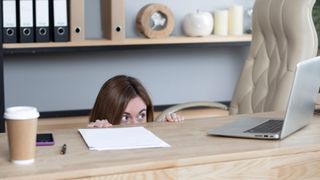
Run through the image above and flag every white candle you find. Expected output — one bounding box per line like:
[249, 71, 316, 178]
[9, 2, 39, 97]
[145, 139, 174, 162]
[214, 10, 228, 36]
[228, 5, 244, 35]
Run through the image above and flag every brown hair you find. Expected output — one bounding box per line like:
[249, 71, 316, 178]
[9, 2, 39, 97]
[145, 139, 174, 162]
[89, 75, 154, 125]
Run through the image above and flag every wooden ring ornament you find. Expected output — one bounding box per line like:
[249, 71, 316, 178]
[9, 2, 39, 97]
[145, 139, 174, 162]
[136, 4, 175, 39]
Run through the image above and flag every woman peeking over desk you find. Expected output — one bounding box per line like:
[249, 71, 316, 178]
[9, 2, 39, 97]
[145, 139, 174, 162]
[88, 75, 184, 128]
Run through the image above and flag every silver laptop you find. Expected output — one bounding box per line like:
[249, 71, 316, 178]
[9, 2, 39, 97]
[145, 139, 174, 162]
[208, 57, 320, 140]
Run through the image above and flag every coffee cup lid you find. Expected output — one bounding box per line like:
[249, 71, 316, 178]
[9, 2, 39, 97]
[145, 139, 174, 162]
[4, 106, 40, 120]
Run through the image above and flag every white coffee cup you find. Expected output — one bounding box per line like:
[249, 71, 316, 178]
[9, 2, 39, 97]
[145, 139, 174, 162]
[4, 106, 39, 165]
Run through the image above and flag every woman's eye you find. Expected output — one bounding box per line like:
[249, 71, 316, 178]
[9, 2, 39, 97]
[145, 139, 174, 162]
[137, 113, 146, 121]
[121, 115, 129, 122]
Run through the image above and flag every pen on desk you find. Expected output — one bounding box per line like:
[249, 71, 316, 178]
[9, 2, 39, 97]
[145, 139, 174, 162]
[60, 144, 67, 155]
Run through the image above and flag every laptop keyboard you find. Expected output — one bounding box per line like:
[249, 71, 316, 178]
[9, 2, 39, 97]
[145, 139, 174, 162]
[244, 120, 283, 133]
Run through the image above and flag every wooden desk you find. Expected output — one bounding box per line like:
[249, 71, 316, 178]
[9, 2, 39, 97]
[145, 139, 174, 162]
[1, 112, 320, 179]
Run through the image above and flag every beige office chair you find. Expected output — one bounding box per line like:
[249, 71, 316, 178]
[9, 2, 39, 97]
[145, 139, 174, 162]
[155, 0, 318, 122]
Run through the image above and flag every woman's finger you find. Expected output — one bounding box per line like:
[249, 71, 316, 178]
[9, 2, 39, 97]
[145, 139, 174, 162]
[172, 113, 184, 122]
[101, 120, 112, 128]
[177, 114, 184, 122]
[88, 119, 112, 128]
[165, 114, 174, 122]
[96, 121, 103, 128]
[176, 114, 181, 122]
[180, 115, 185, 121]
[88, 122, 95, 128]
[171, 113, 178, 121]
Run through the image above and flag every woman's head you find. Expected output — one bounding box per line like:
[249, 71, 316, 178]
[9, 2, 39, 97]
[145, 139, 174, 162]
[89, 75, 154, 125]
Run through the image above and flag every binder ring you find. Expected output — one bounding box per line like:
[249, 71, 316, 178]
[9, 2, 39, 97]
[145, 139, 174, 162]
[23, 28, 31, 36]
[136, 3, 175, 39]
[57, 27, 65, 35]
[115, 26, 122, 32]
[6, 28, 14, 36]
[75, 27, 81, 34]
[39, 28, 47, 36]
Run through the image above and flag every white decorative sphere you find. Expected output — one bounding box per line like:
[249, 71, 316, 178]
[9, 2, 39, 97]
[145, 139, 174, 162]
[183, 11, 214, 37]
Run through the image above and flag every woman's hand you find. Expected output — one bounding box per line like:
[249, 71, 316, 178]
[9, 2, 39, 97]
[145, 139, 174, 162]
[88, 119, 113, 128]
[165, 113, 184, 122]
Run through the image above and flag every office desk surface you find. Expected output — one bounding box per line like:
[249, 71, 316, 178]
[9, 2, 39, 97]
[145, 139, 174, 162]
[0, 112, 320, 179]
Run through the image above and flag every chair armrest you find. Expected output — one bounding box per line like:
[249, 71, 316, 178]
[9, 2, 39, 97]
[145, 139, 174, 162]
[154, 101, 228, 122]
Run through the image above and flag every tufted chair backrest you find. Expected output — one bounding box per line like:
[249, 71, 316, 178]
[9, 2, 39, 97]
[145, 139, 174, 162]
[229, 0, 318, 115]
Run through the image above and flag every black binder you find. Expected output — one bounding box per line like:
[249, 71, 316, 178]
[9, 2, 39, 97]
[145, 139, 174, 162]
[3, 0, 17, 43]
[34, 0, 50, 42]
[18, 0, 34, 43]
[0, 0, 6, 133]
[51, 0, 69, 42]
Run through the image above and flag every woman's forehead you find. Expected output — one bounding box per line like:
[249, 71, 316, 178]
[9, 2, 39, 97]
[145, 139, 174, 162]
[124, 97, 147, 114]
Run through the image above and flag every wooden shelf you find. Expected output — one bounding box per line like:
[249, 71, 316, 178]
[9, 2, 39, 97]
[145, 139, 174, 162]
[3, 35, 251, 54]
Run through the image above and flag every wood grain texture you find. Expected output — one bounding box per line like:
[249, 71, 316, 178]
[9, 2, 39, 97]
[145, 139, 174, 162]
[79, 151, 320, 180]
[0, 112, 319, 179]
[3, 34, 252, 49]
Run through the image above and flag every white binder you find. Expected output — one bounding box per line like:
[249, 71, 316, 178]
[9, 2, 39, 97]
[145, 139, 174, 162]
[3, 0, 17, 43]
[52, 0, 69, 42]
[19, 0, 34, 42]
[35, 0, 50, 42]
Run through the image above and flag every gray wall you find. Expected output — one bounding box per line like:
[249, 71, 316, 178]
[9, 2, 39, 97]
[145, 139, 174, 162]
[4, 0, 255, 112]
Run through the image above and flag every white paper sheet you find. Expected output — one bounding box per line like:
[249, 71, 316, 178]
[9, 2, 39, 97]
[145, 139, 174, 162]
[78, 127, 170, 151]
